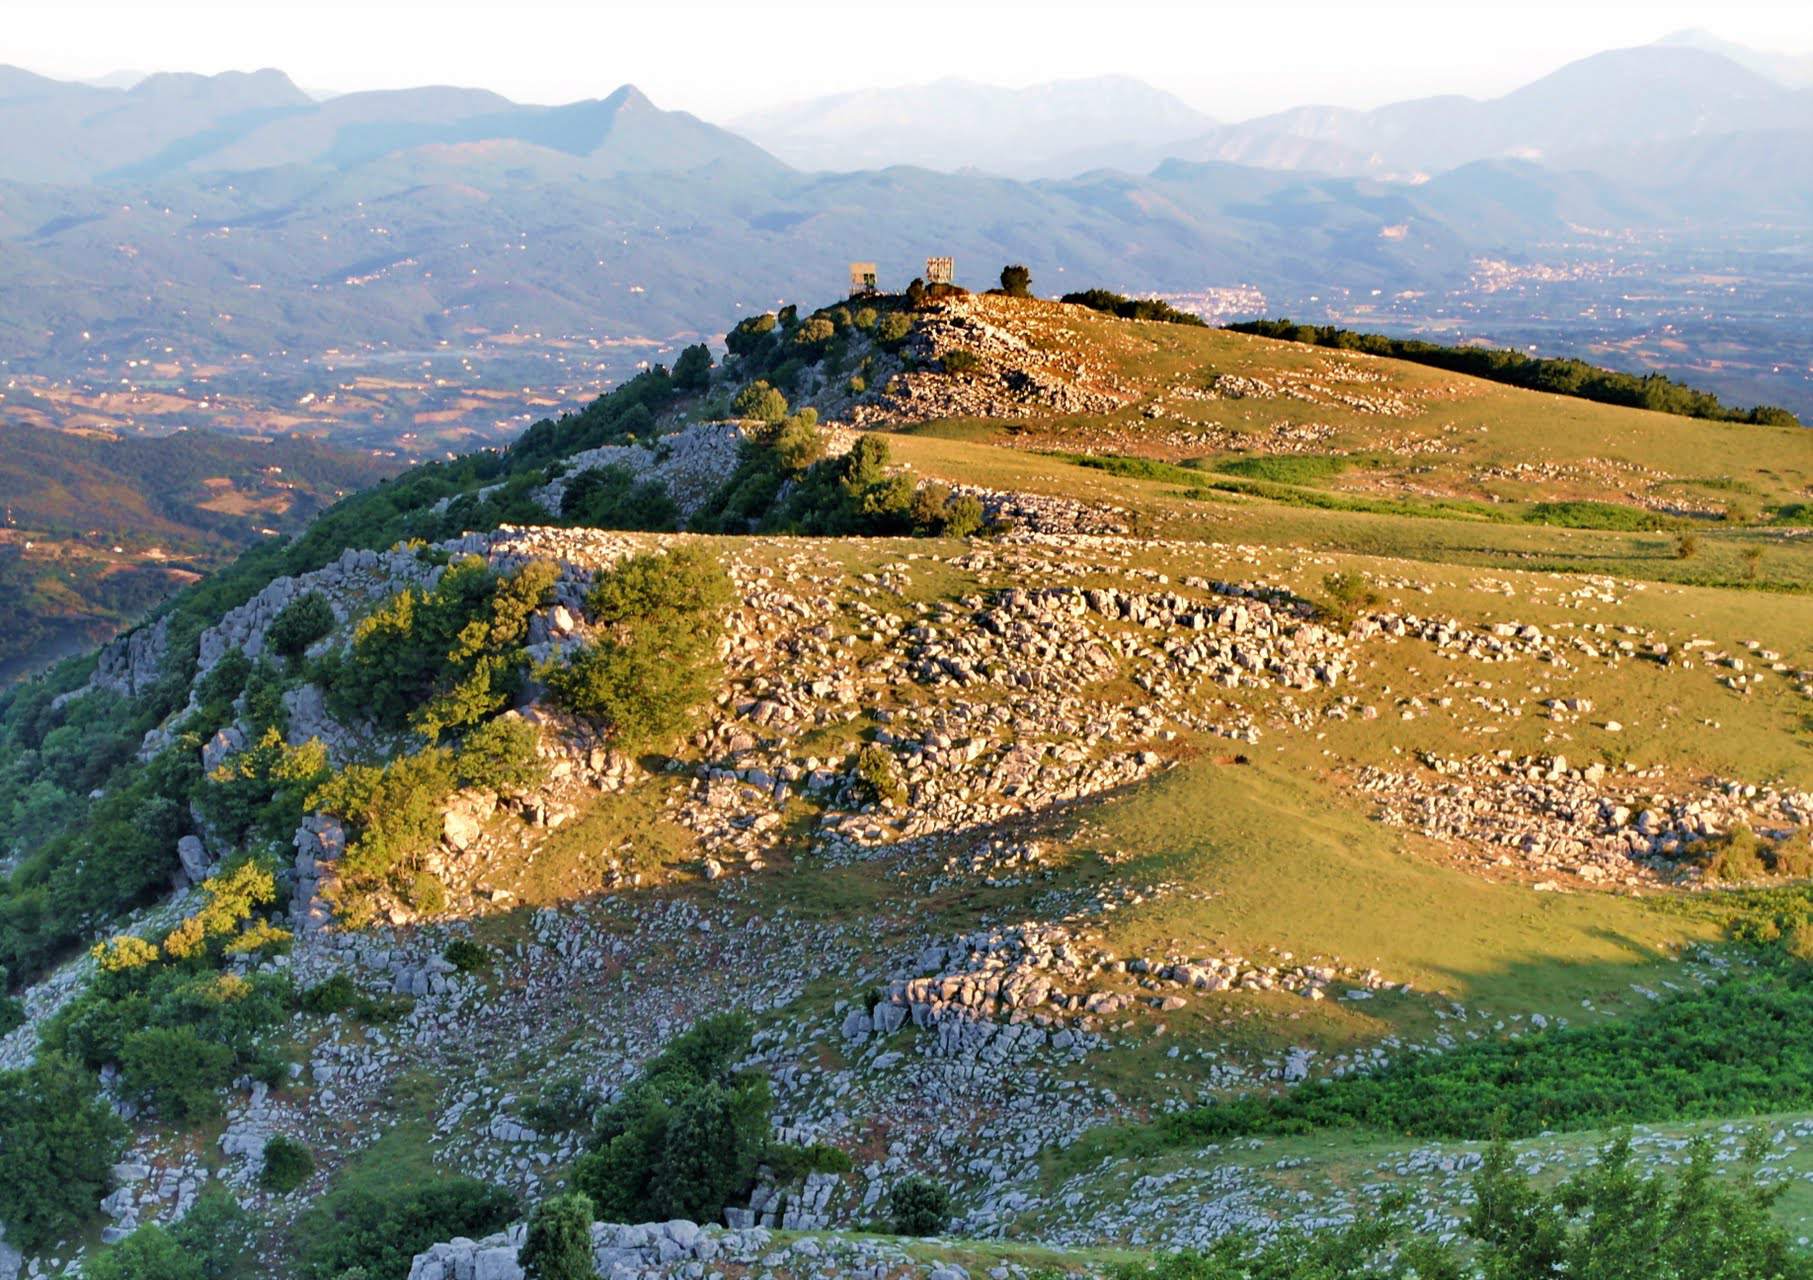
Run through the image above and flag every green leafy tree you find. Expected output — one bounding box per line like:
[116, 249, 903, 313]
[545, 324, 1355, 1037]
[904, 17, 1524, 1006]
[0, 1052, 128, 1253]
[671, 343, 713, 392]
[999, 264, 1032, 297]
[572, 1012, 770, 1223]
[887, 1176, 951, 1235]
[261, 1134, 316, 1192]
[120, 1024, 235, 1121]
[876, 312, 914, 347]
[725, 314, 777, 360]
[454, 715, 545, 793]
[86, 1224, 204, 1280]
[772, 414, 827, 473]
[324, 556, 558, 741]
[542, 548, 733, 751]
[521, 1193, 596, 1280]
[1468, 1132, 1813, 1280]
[559, 465, 679, 532]
[731, 380, 789, 424]
[266, 592, 336, 662]
[309, 748, 459, 922]
[298, 1179, 519, 1280]
[792, 316, 837, 362]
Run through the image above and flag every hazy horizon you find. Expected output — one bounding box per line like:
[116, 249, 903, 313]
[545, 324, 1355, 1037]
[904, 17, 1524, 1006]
[9, 0, 1813, 124]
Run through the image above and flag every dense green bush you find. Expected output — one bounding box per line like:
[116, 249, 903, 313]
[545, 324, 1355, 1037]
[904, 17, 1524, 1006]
[87, 1225, 206, 1280]
[877, 312, 915, 347]
[854, 743, 906, 807]
[559, 464, 679, 531]
[572, 1012, 771, 1223]
[309, 748, 457, 924]
[260, 1133, 316, 1192]
[772, 412, 827, 473]
[266, 592, 337, 661]
[671, 343, 713, 392]
[725, 313, 778, 360]
[453, 715, 546, 794]
[522, 1192, 596, 1280]
[0, 1052, 128, 1253]
[695, 432, 981, 541]
[198, 728, 331, 848]
[443, 937, 493, 973]
[940, 349, 981, 375]
[1171, 958, 1813, 1143]
[542, 548, 732, 751]
[731, 380, 789, 423]
[87, 1188, 252, 1280]
[41, 859, 292, 1124]
[999, 264, 1033, 297]
[887, 1175, 951, 1235]
[322, 556, 558, 741]
[1062, 288, 1206, 326]
[1226, 319, 1799, 426]
[299, 972, 359, 1015]
[299, 1178, 519, 1280]
[1524, 500, 1667, 532]
[1, 738, 201, 983]
[120, 1025, 236, 1122]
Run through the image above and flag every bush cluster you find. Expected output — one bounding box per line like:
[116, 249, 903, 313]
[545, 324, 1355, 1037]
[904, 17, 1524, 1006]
[0, 1052, 128, 1252]
[559, 463, 678, 531]
[541, 547, 733, 752]
[260, 1133, 315, 1192]
[698, 431, 983, 540]
[1227, 319, 1799, 426]
[887, 1175, 952, 1235]
[572, 1012, 770, 1223]
[1062, 288, 1206, 326]
[85, 1188, 252, 1280]
[1170, 956, 1813, 1143]
[43, 859, 292, 1125]
[321, 556, 558, 742]
[307, 718, 543, 925]
[1112, 1134, 1812, 1279]
[298, 1177, 519, 1280]
[266, 591, 336, 662]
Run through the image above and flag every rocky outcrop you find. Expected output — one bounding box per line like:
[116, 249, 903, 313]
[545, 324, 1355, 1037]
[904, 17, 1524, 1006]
[534, 421, 754, 520]
[1359, 753, 1813, 886]
[54, 615, 171, 709]
[408, 1221, 933, 1280]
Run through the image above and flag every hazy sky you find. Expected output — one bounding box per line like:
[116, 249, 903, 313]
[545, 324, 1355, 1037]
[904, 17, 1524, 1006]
[9, 0, 1813, 121]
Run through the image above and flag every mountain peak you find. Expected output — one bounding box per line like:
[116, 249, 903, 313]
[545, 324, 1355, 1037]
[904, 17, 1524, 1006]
[604, 83, 656, 112]
[127, 66, 310, 109]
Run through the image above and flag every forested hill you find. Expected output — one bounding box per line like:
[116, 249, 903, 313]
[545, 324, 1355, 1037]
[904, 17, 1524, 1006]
[0, 424, 398, 681]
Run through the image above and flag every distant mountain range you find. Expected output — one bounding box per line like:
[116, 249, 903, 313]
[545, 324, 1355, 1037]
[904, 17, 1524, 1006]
[731, 43, 1811, 182]
[732, 75, 1213, 178]
[0, 68, 777, 184]
[1171, 45, 1809, 182]
[1658, 28, 1813, 89]
[0, 39, 1809, 426]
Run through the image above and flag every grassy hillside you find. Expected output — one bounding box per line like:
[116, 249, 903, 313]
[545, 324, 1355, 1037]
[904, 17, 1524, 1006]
[0, 290, 1809, 1278]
